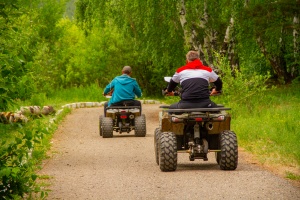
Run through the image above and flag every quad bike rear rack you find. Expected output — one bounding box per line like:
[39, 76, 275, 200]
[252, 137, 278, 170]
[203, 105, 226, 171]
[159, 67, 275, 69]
[106, 106, 141, 110]
[159, 105, 231, 112]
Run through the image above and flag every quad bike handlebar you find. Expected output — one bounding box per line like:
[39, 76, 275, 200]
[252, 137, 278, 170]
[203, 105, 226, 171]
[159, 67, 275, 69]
[161, 87, 221, 97]
[161, 89, 181, 96]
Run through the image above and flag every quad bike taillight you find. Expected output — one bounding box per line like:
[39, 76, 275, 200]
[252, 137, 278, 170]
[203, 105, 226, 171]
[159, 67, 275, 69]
[120, 110, 128, 119]
[171, 117, 184, 123]
[195, 118, 203, 121]
[213, 115, 225, 121]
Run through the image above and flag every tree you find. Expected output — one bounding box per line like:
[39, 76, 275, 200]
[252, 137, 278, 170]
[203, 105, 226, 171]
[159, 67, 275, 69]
[239, 0, 300, 83]
[75, 0, 186, 95]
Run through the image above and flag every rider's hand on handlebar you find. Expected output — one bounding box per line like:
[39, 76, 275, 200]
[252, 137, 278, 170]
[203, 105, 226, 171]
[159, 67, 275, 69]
[166, 90, 174, 96]
[210, 88, 219, 96]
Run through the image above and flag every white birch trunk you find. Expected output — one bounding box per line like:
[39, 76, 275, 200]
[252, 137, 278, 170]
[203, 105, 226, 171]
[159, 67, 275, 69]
[293, 15, 299, 77]
[221, 17, 234, 55]
[201, 1, 212, 66]
[179, 0, 206, 63]
[179, 0, 192, 48]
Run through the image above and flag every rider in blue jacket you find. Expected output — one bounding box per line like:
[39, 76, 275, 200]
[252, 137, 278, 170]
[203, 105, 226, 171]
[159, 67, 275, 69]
[103, 66, 142, 115]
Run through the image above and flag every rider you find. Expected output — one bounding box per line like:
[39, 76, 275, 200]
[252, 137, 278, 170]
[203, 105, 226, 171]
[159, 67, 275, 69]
[166, 50, 222, 110]
[103, 66, 142, 116]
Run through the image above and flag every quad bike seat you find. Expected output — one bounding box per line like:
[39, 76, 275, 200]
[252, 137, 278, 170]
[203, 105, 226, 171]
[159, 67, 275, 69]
[111, 100, 138, 107]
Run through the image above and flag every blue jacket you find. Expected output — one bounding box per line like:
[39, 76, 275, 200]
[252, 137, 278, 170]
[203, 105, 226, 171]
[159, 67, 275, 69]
[104, 74, 142, 106]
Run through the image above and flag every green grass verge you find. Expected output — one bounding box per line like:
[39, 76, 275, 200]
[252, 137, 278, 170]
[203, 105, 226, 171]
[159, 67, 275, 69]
[229, 84, 300, 178]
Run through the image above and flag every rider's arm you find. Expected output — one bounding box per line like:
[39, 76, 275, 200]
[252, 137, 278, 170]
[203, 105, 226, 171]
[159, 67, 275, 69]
[210, 77, 222, 95]
[167, 78, 178, 92]
[103, 81, 115, 95]
[133, 81, 142, 98]
[214, 77, 222, 92]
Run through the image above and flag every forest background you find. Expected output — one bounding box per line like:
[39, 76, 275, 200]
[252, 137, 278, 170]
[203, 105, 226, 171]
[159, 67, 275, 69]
[1, 0, 299, 109]
[0, 0, 299, 198]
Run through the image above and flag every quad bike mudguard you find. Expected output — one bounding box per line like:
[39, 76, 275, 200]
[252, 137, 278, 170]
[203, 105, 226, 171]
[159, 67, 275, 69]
[159, 106, 231, 135]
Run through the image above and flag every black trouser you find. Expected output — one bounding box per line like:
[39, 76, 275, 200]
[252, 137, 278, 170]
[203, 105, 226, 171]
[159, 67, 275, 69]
[169, 98, 218, 110]
[104, 100, 142, 116]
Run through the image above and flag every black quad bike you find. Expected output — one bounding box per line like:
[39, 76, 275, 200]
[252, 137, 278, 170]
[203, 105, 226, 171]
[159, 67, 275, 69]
[154, 77, 238, 171]
[99, 101, 146, 138]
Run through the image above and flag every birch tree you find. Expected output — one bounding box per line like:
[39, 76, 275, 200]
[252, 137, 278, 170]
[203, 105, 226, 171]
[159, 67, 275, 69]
[241, 0, 299, 83]
[74, 0, 299, 88]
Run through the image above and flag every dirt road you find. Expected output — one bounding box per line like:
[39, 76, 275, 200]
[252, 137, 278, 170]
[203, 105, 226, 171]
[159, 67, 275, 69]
[39, 104, 300, 200]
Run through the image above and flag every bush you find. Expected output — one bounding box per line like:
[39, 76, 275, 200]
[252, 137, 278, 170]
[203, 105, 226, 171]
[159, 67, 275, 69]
[0, 122, 50, 199]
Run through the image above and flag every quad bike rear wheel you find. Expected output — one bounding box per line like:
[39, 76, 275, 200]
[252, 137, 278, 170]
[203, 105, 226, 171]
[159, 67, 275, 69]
[159, 132, 177, 172]
[102, 117, 113, 138]
[134, 114, 146, 137]
[154, 128, 161, 165]
[99, 115, 104, 136]
[217, 130, 238, 170]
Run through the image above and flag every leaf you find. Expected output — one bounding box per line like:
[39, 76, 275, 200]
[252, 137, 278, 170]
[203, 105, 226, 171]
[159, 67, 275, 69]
[31, 174, 38, 181]
[15, 137, 22, 145]
[0, 167, 11, 177]
[12, 27, 18, 32]
[11, 167, 20, 178]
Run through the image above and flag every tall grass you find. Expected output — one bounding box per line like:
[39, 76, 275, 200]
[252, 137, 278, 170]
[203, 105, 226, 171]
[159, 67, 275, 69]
[230, 84, 300, 169]
[211, 56, 300, 178]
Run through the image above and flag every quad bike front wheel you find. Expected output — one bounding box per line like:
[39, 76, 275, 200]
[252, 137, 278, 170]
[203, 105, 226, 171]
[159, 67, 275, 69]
[154, 128, 161, 165]
[217, 130, 238, 170]
[102, 117, 113, 138]
[159, 132, 177, 172]
[134, 114, 146, 137]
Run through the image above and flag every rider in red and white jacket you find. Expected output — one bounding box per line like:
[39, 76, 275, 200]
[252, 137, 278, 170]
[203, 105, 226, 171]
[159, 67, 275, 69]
[167, 50, 222, 109]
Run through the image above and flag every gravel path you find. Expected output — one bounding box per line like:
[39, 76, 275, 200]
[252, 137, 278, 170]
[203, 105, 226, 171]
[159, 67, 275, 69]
[39, 104, 300, 200]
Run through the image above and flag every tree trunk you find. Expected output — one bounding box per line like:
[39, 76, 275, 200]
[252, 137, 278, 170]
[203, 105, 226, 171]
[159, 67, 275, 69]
[179, 0, 192, 48]
[257, 37, 290, 83]
[201, 1, 212, 67]
[292, 15, 299, 78]
[179, 0, 209, 65]
[220, 17, 239, 71]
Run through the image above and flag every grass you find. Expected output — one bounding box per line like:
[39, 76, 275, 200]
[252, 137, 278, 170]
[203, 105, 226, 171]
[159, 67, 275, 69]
[228, 84, 300, 179]
[8, 84, 107, 111]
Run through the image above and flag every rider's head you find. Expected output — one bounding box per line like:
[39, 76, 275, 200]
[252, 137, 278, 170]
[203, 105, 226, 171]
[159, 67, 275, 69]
[122, 66, 132, 75]
[186, 51, 199, 62]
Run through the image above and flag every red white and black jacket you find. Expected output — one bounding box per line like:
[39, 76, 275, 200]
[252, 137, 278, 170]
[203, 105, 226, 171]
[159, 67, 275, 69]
[167, 59, 222, 101]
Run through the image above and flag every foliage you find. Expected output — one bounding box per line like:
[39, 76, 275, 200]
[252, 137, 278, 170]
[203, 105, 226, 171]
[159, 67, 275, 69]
[0, 0, 67, 110]
[0, 122, 50, 199]
[237, 0, 300, 83]
[47, 83, 106, 106]
[214, 53, 270, 106]
[0, 105, 71, 199]
[75, 0, 186, 95]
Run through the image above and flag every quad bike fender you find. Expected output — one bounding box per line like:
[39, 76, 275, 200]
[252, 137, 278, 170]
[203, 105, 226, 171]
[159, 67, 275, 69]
[207, 116, 231, 134]
[106, 108, 140, 118]
[159, 111, 184, 135]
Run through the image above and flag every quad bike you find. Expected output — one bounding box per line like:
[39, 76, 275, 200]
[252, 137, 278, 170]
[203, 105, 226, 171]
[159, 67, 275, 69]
[154, 77, 238, 171]
[99, 100, 146, 138]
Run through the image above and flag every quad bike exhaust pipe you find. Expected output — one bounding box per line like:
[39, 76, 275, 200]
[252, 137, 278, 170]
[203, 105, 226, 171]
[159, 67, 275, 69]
[205, 122, 213, 131]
